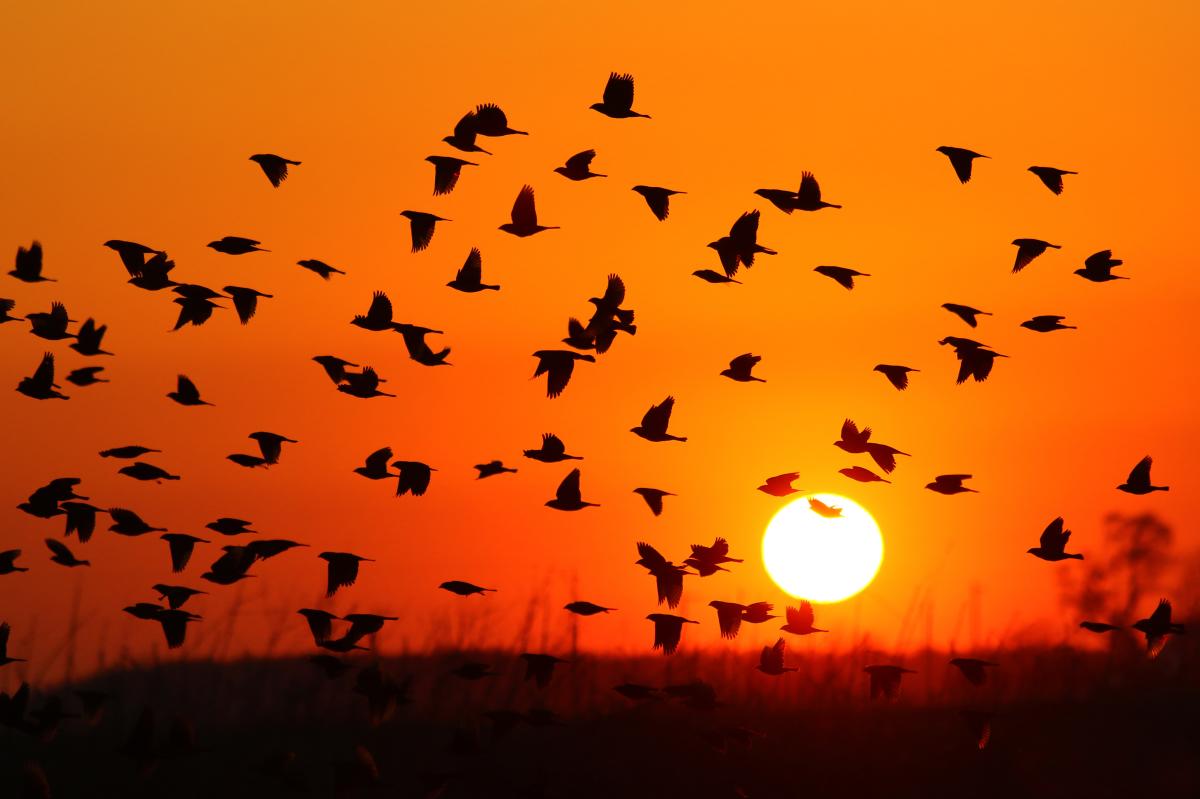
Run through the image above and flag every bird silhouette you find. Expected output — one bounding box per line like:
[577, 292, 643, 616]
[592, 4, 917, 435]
[633, 487, 674, 516]
[0, 551, 28, 576]
[206, 517, 256, 535]
[942, 303, 991, 327]
[103, 239, 163, 274]
[555, 149, 606, 180]
[1079, 621, 1120, 634]
[128, 251, 177, 290]
[353, 447, 394, 480]
[312, 355, 358, 384]
[591, 72, 649, 118]
[0, 298, 23, 324]
[631, 396, 687, 442]
[249, 154, 301, 187]
[60, 502, 101, 543]
[298, 609, 338, 645]
[249, 431, 298, 464]
[546, 468, 598, 510]
[69, 318, 111, 356]
[808, 498, 843, 518]
[636, 542, 690, 607]
[399, 211, 450, 252]
[936, 146, 987, 183]
[45, 538, 89, 567]
[392, 460, 435, 496]
[758, 639, 798, 675]
[108, 508, 166, 536]
[227, 453, 269, 468]
[1028, 165, 1077, 195]
[685, 537, 743, 576]
[565, 601, 614, 616]
[161, 534, 209, 573]
[447, 248, 499, 292]
[864, 665, 915, 699]
[940, 337, 1007, 384]
[1021, 315, 1076, 332]
[500, 185, 558, 236]
[207, 236, 268, 255]
[873, 364, 918, 391]
[171, 294, 224, 331]
[351, 291, 396, 331]
[426, 155, 477, 195]
[521, 653, 568, 688]
[523, 434, 581, 463]
[475, 460, 517, 479]
[742, 602, 777, 624]
[721, 353, 765, 382]
[16, 352, 68, 400]
[296, 258, 346, 280]
[839, 466, 891, 484]
[1132, 599, 1185, 658]
[834, 419, 909, 473]
[781, 601, 827, 635]
[319, 552, 372, 597]
[708, 211, 776, 277]
[11, 242, 53, 282]
[118, 462, 180, 482]
[100, 445, 159, 459]
[794, 172, 842, 211]
[246, 539, 307, 562]
[221, 286, 273, 324]
[1011, 238, 1060, 273]
[26, 302, 75, 341]
[338, 366, 395, 398]
[66, 366, 108, 387]
[1117, 456, 1168, 494]
[758, 472, 802, 497]
[1026, 517, 1082, 561]
[926, 474, 977, 495]
[814, 265, 869, 290]
[647, 614, 696, 654]
[613, 683, 659, 702]
[394, 323, 451, 366]
[442, 110, 491, 154]
[949, 657, 998, 686]
[709, 601, 749, 639]
[632, 185, 684, 221]
[532, 350, 594, 398]
[692, 269, 741, 284]
[0, 623, 26, 665]
[153, 585, 206, 610]
[440, 581, 495, 597]
[1075, 249, 1127, 282]
[167, 375, 211, 406]
[474, 103, 528, 136]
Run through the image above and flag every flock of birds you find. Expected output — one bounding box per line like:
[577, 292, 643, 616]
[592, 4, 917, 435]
[0, 70, 1185, 789]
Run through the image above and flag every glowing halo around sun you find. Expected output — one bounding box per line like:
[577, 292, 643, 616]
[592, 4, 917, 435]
[762, 493, 883, 603]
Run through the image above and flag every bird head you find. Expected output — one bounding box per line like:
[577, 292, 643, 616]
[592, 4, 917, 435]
[589, 102, 605, 112]
[553, 166, 568, 176]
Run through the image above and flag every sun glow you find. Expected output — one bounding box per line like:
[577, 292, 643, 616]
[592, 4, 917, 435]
[762, 493, 883, 603]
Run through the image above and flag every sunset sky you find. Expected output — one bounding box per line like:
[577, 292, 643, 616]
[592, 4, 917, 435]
[3, 1, 1197, 684]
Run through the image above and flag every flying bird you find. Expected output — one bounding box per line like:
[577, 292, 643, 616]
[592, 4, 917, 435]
[709, 601, 749, 640]
[475, 460, 517, 479]
[249, 154, 300, 187]
[793, 171, 842, 211]
[0, 623, 26, 665]
[297, 259, 346, 280]
[1132, 599, 1185, 658]
[118, 462, 180, 482]
[758, 473, 802, 497]
[590, 72, 649, 118]
[103, 239, 162, 274]
[1011, 238, 1060, 273]
[338, 367, 394, 398]
[354, 448, 394, 480]
[394, 323, 451, 366]
[298, 609, 338, 645]
[26, 302, 73, 340]
[555, 149, 606, 180]
[1021, 315, 1076, 332]
[757, 638, 798, 675]
[864, 665, 915, 699]
[392, 460, 435, 496]
[523, 433, 581, 463]
[692, 269, 740, 285]
[926, 474, 977, 495]
[1075, 250, 1127, 282]
[942, 303, 991, 327]
[521, 653, 568, 688]
[839, 466, 891, 484]
[473, 103, 528, 136]
[631, 396, 687, 442]
[67, 366, 108, 387]
[227, 454, 269, 468]
[636, 542, 690, 607]
[646, 614, 696, 654]
[532, 350, 594, 398]
[0, 298, 23, 324]
[1079, 621, 1120, 634]
[721, 353, 765, 383]
[351, 291, 396, 331]
[108, 508, 166, 536]
[222, 286, 273, 324]
[814, 265, 869, 290]
[1027, 517, 1082, 561]
[207, 236, 268, 255]
[439, 581, 495, 597]
[100, 445, 159, 459]
[319, 552, 373, 597]
[167, 375, 211, 406]
[0, 551, 28, 576]
[447, 248, 499, 292]
[565, 601, 614, 616]
[685, 537, 743, 577]
[442, 110, 491, 154]
[936, 146, 988, 183]
[61, 502, 102, 543]
[153, 585, 206, 610]
[70, 318, 112, 356]
[781, 601, 827, 636]
[808, 498, 843, 517]
[11, 242, 53, 282]
[1028, 165, 1077, 195]
[500, 185, 558, 237]
[873, 364, 918, 391]
[1117, 456, 1168, 494]
[632, 185, 683, 221]
[312, 355, 358, 384]
[949, 657, 998, 686]
[249, 431, 298, 464]
[633, 487, 674, 516]
[545, 468, 598, 511]
[45, 538, 89, 567]
[426, 155, 477, 195]
[939, 337, 1007, 384]
[708, 211, 776, 277]
[399, 211, 449, 253]
[17, 353, 68, 400]
[161, 534, 209, 573]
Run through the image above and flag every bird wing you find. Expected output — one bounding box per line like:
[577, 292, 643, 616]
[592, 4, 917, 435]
[409, 217, 437, 252]
[364, 447, 392, 473]
[545, 357, 574, 399]
[176, 375, 200, 402]
[474, 103, 509, 132]
[946, 150, 974, 183]
[729, 210, 760, 243]
[32, 352, 56, 387]
[44, 538, 73, 560]
[431, 158, 460, 195]
[730, 353, 759, 372]
[1128, 456, 1152, 486]
[603, 72, 635, 111]
[797, 172, 821, 205]
[457, 248, 482, 283]
[565, 149, 597, 172]
[641, 396, 675, 433]
[1150, 598, 1171, 626]
[367, 291, 392, 324]
[556, 468, 582, 503]
[710, 537, 730, 558]
[512, 185, 538, 227]
[541, 433, 565, 457]
[230, 290, 257, 323]
[638, 187, 670, 220]
[636, 542, 666, 570]
[1039, 517, 1065, 549]
[840, 418, 862, 443]
[602, 273, 626, 306]
[638, 490, 664, 516]
[794, 601, 815, 629]
[453, 110, 479, 141]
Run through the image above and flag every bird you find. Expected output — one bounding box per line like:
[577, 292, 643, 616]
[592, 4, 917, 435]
[206, 518, 256, 535]
[249, 154, 301, 187]
[949, 657, 998, 686]
[1075, 250, 1127, 282]
[439, 581, 495, 597]
[521, 653, 568, 688]
[781, 601, 827, 636]
[942, 303, 991, 327]
[161, 534, 209, 573]
[103, 239, 163, 274]
[442, 110, 491, 154]
[10, 242, 53, 282]
[245, 539, 307, 562]
[633, 488, 674, 516]
[632, 185, 684, 221]
[17, 353, 68, 400]
[564, 601, 614, 616]
[1079, 621, 1120, 634]
[809, 498, 843, 518]
[939, 337, 1007, 384]
[1011, 238, 1060, 273]
[0, 551, 28, 576]
[524, 434, 581, 463]
[26, 301, 74, 340]
[312, 355, 358, 384]
[757, 639, 798, 675]
[708, 211, 776, 277]
[1028, 165, 1077, 195]
[118, 462, 180, 482]
[684, 537, 743, 577]
[636, 542, 691, 607]
[473, 103, 528, 136]
[298, 609, 338, 644]
[319, 552, 373, 597]
[167, 375, 211, 406]
[873, 364, 918, 391]
[1132, 599, 1185, 658]
[249, 432, 298, 464]
[758, 473, 802, 497]
[399, 211, 449, 253]
[1117, 456, 1168, 494]
[1021, 315, 1076, 332]
[590, 72, 649, 118]
[207, 236, 268, 255]
[926, 474, 977, 495]
[447, 248, 499, 292]
[296, 258, 346, 280]
[864, 665, 915, 699]
[742, 602, 778, 624]
[108, 508, 166, 536]
[793, 171, 842, 211]
[0, 298, 23, 324]
[222, 286, 273, 324]
[394, 323, 451, 366]
[834, 419, 909, 473]
[426, 155, 477, 195]
[171, 294, 223, 331]
[154, 609, 202, 650]
[721, 353, 765, 382]
[814, 265, 869, 290]
[500, 185, 558, 236]
[45, 538, 89, 567]
[392, 460, 435, 496]
[100, 445, 159, 459]
[631, 396, 687, 442]
[692, 269, 741, 285]
[532, 350, 594, 398]
[66, 366, 108, 387]
[555, 149, 606, 180]
[338, 367, 395, 398]
[70, 319, 112, 356]
[354, 448, 394, 480]
[227, 454, 269, 468]
[936, 146, 988, 183]
[61, 502, 102, 543]
[545, 468, 598, 511]
[475, 460, 517, 479]
[1026, 517, 1082, 561]
[351, 291, 396, 331]
[337, 613, 398, 647]
[127, 251, 177, 290]
[839, 466, 891, 484]
[709, 601, 749, 639]
[647, 614, 696, 654]
[0, 623, 26, 666]
[152, 585, 206, 610]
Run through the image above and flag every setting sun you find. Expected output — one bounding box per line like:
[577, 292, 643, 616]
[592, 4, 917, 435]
[762, 493, 884, 603]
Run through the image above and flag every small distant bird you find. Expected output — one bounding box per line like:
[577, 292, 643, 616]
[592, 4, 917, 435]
[709, 601, 748, 639]
[0, 623, 26, 665]
[119, 462, 180, 482]
[758, 473, 802, 497]
[249, 431, 298, 464]
[319, 552, 373, 597]
[840, 466, 891, 484]
[392, 460, 435, 496]
[647, 614, 696, 655]
[685, 537, 743, 576]
[426, 155, 477, 195]
[312, 355, 358, 384]
[1117, 456, 1168, 494]
[590, 72, 649, 118]
[555, 149, 606, 181]
[1027, 517, 1082, 561]
[440, 581, 495, 597]
[66, 366, 108, 387]
[873, 364, 918, 391]
[0, 551, 28, 576]
[26, 302, 73, 340]
[631, 396, 687, 442]
[394, 323, 451, 366]
[297, 259, 346, 280]
[1079, 621, 1120, 634]
[632, 185, 683, 221]
[939, 337, 1007, 384]
[17, 353, 68, 400]
[1132, 599, 1185, 658]
[475, 460, 516, 479]
[781, 601, 827, 636]
[354, 447, 394, 480]
[1075, 250, 1127, 282]
[633, 487, 674, 516]
[1028, 165, 1077, 195]
[1021, 315, 1076, 332]
[351, 291, 396, 331]
[864, 665, 915, 699]
[926, 474, 977, 495]
[809, 498, 842, 518]
[0, 298, 23, 324]
[637, 542, 691, 607]
[721, 353, 765, 383]
[949, 657, 998, 686]
[338, 367, 394, 398]
[227, 454, 269, 468]
[565, 601, 613, 616]
[532, 350, 594, 398]
[834, 419, 909, 473]
[249, 154, 300, 187]
[521, 653, 568, 688]
[524, 434, 581, 463]
[815, 265, 869, 290]
[447, 248, 499, 292]
[942, 303, 991, 327]
[473, 103, 527, 136]
[45, 538, 89, 567]
[742, 602, 777, 624]
[108, 508, 165, 536]
[167, 375, 211, 406]
[399, 211, 449, 253]
[708, 211, 776, 277]
[207, 236, 268, 255]
[1011, 238, 1060, 273]
[71, 318, 112, 356]
[222, 286, 272, 324]
[11, 241, 53, 282]
[692, 269, 741, 285]
[206, 518, 256, 536]
[757, 639, 798, 676]
[500, 185, 558, 236]
[442, 110, 491, 154]
[153, 585, 206, 610]
[936, 146, 987, 183]
[161, 533, 209, 573]
[546, 468, 598, 511]
[101, 445, 159, 459]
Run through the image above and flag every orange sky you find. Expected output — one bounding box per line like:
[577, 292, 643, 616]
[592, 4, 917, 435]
[2, 1, 1198, 684]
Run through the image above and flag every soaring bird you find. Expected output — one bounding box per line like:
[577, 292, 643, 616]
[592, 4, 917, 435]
[839, 466, 891, 484]
[864, 665, 915, 699]
[692, 269, 741, 285]
[351, 291, 396, 331]
[834, 419, 909, 473]
[631, 396, 687, 442]
[118, 462, 180, 482]
[555, 149, 606, 180]
[1132, 599, 1185, 658]
[647, 614, 696, 655]
[103, 239, 163, 274]
[61, 502, 102, 542]
[153, 585, 206, 610]
[100, 445, 159, 459]
[249, 432, 298, 464]
[809, 498, 843, 517]
[319, 552, 373, 597]
[565, 601, 614, 616]
[108, 508, 166, 536]
[1011, 238, 1060, 273]
[167, 375, 212, 406]
[1079, 621, 1120, 634]
[936, 146, 987, 183]
[742, 602, 778, 624]
[227, 454, 269, 468]
[721, 353, 765, 382]
[939, 337, 1007, 384]
[633, 487, 674, 516]
[708, 211, 776, 277]
[439, 581, 495, 597]
[447, 248, 499, 292]
[1075, 250, 1127, 282]
[500, 185, 558, 237]
[312, 355, 358, 384]
[709, 601, 749, 639]
[781, 601, 827, 636]
[636, 542, 690, 607]
[685, 537, 743, 576]
[0, 623, 26, 665]
[523, 433, 581, 463]
[394, 323, 451, 366]
[426, 155, 477, 195]
[590, 72, 649, 118]
[11, 242, 54, 282]
[171, 294, 223, 331]
[442, 110, 491, 154]
[545, 468, 598, 511]
[942, 303, 991, 327]
[1021, 315, 1076, 332]
[161, 534, 209, 573]
[926, 474, 977, 495]
[0, 551, 28, 576]
[632, 185, 683, 221]
[399, 211, 449, 253]
[1027, 517, 1082, 561]
[27, 302, 73, 340]
[245, 539, 307, 562]
[521, 653, 568, 688]
[297, 259, 346, 280]
[758, 639, 798, 675]
[475, 460, 517, 479]
[532, 350, 594, 398]
[222, 286, 273, 324]
[207, 236, 268, 255]
[392, 460, 435, 496]
[338, 367, 394, 398]
[354, 448, 394, 480]
[17, 353, 68, 400]
[474, 103, 528, 136]
[794, 171, 842, 211]
[249, 154, 301, 187]
[814, 265, 869, 290]
[873, 364, 918, 391]
[758, 473, 802, 497]
[1028, 165, 1077, 195]
[949, 657, 998, 686]
[45, 538, 89, 567]
[1117, 456, 1168, 494]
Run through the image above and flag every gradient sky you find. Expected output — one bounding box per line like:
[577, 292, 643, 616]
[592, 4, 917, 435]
[3, 1, 1198, 684]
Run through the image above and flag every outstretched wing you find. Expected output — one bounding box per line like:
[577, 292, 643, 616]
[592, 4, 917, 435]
[797, 172, 821, 205]
[565, 149, 597, 173]
[33, 352, 56, 387]
[556, 468, 582, 503]
[728, 210, 760, 243]
[457, 248, 482, 283]
[641, 396, 675, 432]
[542, 433, 565, 457]
[603, 72, 635, 112]
[601, 273, 625, 306]
[512, 185, 538, 227]
[1128, 456, 1153, 486]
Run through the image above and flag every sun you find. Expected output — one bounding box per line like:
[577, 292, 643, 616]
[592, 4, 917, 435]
[762, 493, 883, 603]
